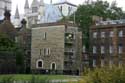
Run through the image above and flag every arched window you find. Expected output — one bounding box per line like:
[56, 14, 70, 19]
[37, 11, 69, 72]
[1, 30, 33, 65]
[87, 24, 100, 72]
[36, 59, 43, 68]
[38, 61, 42, 67]
[51, 62, 56, 70]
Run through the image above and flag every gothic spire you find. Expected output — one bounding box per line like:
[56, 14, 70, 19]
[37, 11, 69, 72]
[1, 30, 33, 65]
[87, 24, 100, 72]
[40, 0, 44, 6]
[31, 0, 39, 8]
[24, 0, 29, 9]
[14, 5, 20, 19]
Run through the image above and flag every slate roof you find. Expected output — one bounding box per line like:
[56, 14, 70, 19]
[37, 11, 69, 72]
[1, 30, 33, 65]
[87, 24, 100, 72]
[38, 4, 62, 23]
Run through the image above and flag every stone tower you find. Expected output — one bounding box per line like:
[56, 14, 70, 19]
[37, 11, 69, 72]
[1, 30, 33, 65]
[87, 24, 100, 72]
[14, 5, 20, 28]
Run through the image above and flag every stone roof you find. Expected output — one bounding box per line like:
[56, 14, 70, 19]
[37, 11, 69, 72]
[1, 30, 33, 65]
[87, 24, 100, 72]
[32, 22, 77, 28]
[0, 20, 17, 40]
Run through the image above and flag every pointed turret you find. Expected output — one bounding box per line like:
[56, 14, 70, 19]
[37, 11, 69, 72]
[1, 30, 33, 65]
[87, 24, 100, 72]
[14, 5, 20, 28]
[24, 0, 29, 9]
[14, 5, 20, 19]
[31, 0, 39, 13]
[24, 0, 30, 14]
[40, 0, 44, 6]
[31, 0, 39, 8]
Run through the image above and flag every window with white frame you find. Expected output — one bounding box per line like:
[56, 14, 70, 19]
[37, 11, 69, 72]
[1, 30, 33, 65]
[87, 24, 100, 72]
[83, 46, 86, 53]
[51, 62, 56, 70]
[36, 59, 43, 68]
[93, 46, 96, 54]
[43, 48, 51, 55]
[118, 30, 123, 37]
[93, 32, 97, 38]
[101, 32, 105, 38]
[15, 37, 18, 43]
[109, 60, 113, 68]
[101, 46, 105, 54]
[93, 59, 96, 67]
[109, 46, 113, 54]
[119, 61, 122, 68]
[40, 49, 42, 55]
[110, 31, 114, 37]
[43, 32, 47, 40]
[101, 59, 104, 67]
[118, 44, 123, 54]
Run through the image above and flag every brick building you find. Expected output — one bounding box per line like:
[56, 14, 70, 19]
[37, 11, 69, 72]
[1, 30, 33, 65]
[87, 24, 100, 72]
[31, 22, 82, 75]
[90, 20, 125, 68]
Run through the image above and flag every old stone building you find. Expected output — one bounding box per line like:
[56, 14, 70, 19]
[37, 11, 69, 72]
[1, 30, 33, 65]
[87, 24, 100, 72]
[31, 22, 82, 75]
[90, 20, 125, 68]
[11, 0, 77, 28]
[17, 19, 31, 73]
[0, 9, 17, 74]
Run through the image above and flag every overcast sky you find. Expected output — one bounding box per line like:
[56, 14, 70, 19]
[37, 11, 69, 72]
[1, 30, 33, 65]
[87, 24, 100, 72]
[11, 0, 125, 15]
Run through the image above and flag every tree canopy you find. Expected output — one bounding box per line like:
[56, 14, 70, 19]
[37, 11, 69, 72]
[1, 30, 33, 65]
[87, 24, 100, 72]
[70, 0, 125, 51]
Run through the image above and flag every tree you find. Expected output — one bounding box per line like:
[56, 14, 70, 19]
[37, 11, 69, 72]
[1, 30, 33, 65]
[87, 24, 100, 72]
[0, 34, 16, 51]
[0, 33, 25, 73]
[70, 0, 125, 52]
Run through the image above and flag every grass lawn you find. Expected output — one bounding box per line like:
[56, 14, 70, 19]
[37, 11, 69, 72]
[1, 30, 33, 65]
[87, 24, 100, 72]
[0, 74, 80, 81]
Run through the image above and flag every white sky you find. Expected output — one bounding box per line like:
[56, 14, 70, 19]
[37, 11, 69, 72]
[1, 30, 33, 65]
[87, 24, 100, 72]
[11, 0, 125, 15]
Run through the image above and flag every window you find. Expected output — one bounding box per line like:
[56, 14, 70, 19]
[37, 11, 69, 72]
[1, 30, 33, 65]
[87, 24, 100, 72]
[101, 32, 105, 38]
[93, 32, 97, 38]
[101, 46, 105, 54]
[60, 6, 62, 12]
[118, 44, 123, 54]
[32, 7, 38, 13]
[101, 59, 104, 67]
[43, 32, 47, 40]
[83, 46, 86, 53]
[43, 48, 51, 55]
[110, 31, 114, 37]
[109, 46, 113, 54]
[119, 30, 123, 37]
[36, 59, 43, 68]
[15, 37, 18, 43]
[109, 60, 113, 68]
[119, 61, 122, 68]
[38, 61, 42, 67]
[51, 62, 56, 70]
[93, 46, 96, 54]
[93, 59, 96, 67]
[40, 49, 42, 55]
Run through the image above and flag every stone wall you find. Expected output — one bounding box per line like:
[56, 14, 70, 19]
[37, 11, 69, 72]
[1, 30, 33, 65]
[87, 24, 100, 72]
[31, 25, 65, 70]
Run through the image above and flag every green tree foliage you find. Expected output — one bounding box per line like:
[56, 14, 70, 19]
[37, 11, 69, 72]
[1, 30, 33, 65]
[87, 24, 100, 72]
[80, 67, 125, 83]
[0, 34, 16, 51]
[70, 0, 125, 51]
[0, 34, 25, 73]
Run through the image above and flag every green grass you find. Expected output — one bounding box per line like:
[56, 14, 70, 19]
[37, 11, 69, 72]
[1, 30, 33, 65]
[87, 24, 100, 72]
[0, 74, 79, 81]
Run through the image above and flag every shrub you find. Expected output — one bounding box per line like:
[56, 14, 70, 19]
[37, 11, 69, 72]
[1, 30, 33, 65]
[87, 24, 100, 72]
[81, 66, 125, 83]
[0, 76, 14, 83]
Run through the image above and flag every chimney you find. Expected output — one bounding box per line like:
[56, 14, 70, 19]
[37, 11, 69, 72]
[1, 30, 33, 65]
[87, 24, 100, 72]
[4, 7, 11, 21]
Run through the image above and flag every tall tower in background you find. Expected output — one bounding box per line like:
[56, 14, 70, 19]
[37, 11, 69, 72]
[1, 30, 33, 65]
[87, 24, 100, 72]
[0, 0, 11, 16]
